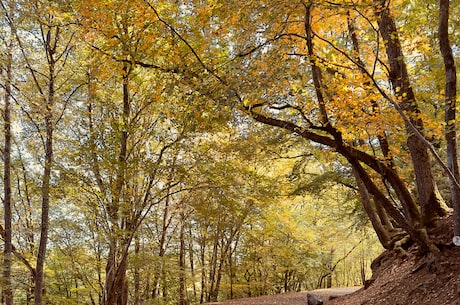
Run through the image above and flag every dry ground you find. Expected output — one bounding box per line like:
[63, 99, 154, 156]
[205, 287, 359, 305]
[206, 215, 460, 305]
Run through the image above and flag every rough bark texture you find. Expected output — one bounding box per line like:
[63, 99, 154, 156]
[439, 0, 460, 236]
[374, 1, 447, 227]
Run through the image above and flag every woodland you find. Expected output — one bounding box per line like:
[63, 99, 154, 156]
[0, 0, 459, 305]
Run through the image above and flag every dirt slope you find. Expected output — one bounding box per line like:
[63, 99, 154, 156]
[328, 245, 460, 305]
[328, 215, 460, 305]
[207, 216, 460, 305]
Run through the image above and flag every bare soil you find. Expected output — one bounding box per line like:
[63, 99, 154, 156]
[205, 287, 359, 305]
[207, 215, 460, 305]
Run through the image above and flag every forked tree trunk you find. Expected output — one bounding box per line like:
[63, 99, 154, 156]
[374, 1, 447, 227]
[103, 63, 131, 305]
[347, 12, 396, 240]
[104, 244, 129, 305]
[34, 25, 57, 305]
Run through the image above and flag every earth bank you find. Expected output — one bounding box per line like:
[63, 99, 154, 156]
[208, 216, 460, 305]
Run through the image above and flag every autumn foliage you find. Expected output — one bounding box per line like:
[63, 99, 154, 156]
[1, 0, 460, 304]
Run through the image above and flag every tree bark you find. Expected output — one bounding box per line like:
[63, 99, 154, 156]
[199, 236, 207, 304]
[133, 236, 141, 305]
[151, 195, 171, 300]
[438, 0, 460, 235]
[103, 63, 131, 305]
[347, 12, 395, 238]
[179, 211, 187, 305]
[188, 227, 198, 302]
[2, 2, 14, 302]
[352, 167, 391, 248]
[374, 1, 447, 227]
[104, 246, 129, 305]
[34, 25, 57, 305]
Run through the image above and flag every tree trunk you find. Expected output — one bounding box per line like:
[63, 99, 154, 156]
[200, 239, 206, 304]
[352, 167, 391, 248]
[34, 25, 57, 305]
[374, 1, 447, 227]
[2, 3, 14, 302]
[104, 245, 129, 305]
[188, 227, 198, 302]
[151, 195, 170, 300]
[438, 0, 460, 235]
[179, 211, 187, 305]
[134, 236, 141, 305]
[103, 63, 131, 305]
[208, 224, 220, 302]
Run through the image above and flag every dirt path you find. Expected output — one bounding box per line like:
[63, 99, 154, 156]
[205, 287, 361, 305]
[307, 287, 362, 303]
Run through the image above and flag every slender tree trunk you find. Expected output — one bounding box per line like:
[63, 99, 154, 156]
[151, 196, 170, 300]
[34, 25, 57, 305]
[2, 4, 14, 302]
[211, 249, 226, 302]
[208, 225, 220, 302]
[179, 211, 187, 305]
[303, 2, 329, 126]
[134, 235, 141, 305]
[439, 0, 460, 235]
[200, 233, 207, 304]
[188, 227, 198, 302]
[228, 254, 234, 299]
[352, 167, 391, 248]
[374, 1, 447, 227]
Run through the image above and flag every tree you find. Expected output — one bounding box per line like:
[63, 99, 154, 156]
[0, 1, 383, 304]
[1, 1, 15, 304]
[19, 3, 78, 303]
[0, 0, 79, 304]
[438, 0, 460, 236]
[182, 0, 458, 253]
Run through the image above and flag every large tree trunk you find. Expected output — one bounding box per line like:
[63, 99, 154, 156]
[438, 0, 460, 235]
[304, 2, 422, 241]
[103, 63, 131, 305]
[104, 244, 129, 305]
[374, 1, 447, 227]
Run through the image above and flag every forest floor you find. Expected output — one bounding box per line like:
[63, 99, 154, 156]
[207, 215, 460, 305]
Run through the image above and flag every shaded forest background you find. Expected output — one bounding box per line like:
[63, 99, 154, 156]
[1, 0, 459, 305]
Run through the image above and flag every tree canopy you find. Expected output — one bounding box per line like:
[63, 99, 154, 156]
[1, 0, 459, 304]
